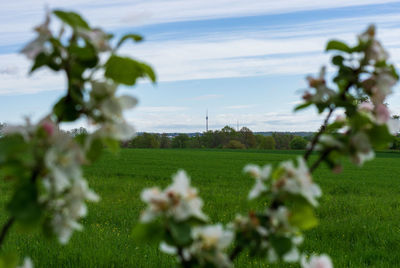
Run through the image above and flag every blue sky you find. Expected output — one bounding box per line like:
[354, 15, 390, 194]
[1, 0, 400, 132]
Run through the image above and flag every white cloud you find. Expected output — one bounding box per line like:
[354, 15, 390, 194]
[225, 105, 256, 109]
[136, 106, 188, 112]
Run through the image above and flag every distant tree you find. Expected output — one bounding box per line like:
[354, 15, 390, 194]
[289, 136, 308, 150]
[257, 135, 276, 149]
[172, 134, 189, 148]
[239, 127, 257, 148]
[160, 133, 171, 148]
[131, 133, 160, 148]
[200, 131, 215, 148]
[0, 122, 5, 137]
[68, 127, 88, 137]
[223, 140, 246, 149]
[220, 126, 238, 146]
[272, 133, 294, 149]
[187, 135, 202, 148]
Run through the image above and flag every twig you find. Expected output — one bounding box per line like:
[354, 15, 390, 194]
[303, 107, 334, 161]
[0, 217, 15, 250]
[229, 244, 243, 261]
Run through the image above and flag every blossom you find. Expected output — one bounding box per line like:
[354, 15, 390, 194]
[388, 118, 400, 135]
[18, 257, 33, 268]
[277, 157, 322, 207]
[89, 81, 137, 141]
[243, 164, 271, 199]
[49, 178, 99, 244]
[78, 28, 111, 52]
[305, 67, 335, 103]
[190, 224, 234, 268]
[350, 132, 374, 166]
[375, 104, 390, 124]
[20, 13, 51, 59]
[317, 134, 343, 150]
[370, 68, 396, 104]
[301, 254, 333, 268]
[140, 170, 208, 222]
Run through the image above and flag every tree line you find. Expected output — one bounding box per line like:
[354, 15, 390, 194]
[2, 123, 400, 150]
[125, 126, 311, 150]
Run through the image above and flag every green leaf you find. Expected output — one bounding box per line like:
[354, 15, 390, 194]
[0, 252, 19, 268]
[332, 55, 344, 66]
[326, 40, 351, 53]
[86, 137, 103, 162]
[366, 124, 394, 149]
[69, 43, 99, 68]
[7, 182, 42, 223]
[53, 96, 81, 122]
[53, 10, 90, 29]
[168, 220, 192, 247]
[269, 235, 292, 257]
[132, 222, 164, 244]
[103, 138, 120, 153]
[105, 55, 156, 85]
[294, 102, 312, 111]
[289, 203, 318, 230]
[116, 34, 143, 49]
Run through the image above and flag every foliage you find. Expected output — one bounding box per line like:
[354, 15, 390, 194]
[0, 10, 155, 267]
[133, 25, 399, 268]
[290, 136, 308, 150]
[223, 140, 246, 149]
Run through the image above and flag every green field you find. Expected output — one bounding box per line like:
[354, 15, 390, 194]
[1, 149, 400, 267]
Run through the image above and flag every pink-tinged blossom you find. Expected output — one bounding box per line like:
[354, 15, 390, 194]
[301, 254, 333, 268]
[375, 104, 390, 124]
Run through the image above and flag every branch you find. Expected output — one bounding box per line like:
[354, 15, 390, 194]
[303, 107, 334, 161]
[0, 217, 15, 250]
[309, 148, 333, 173]
[177, 247, 191, 268]
[229, 244, 243, 261]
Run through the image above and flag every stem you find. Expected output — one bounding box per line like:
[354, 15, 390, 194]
[0, 169, 40, 250]
[303, 107, 334, 161]
[177, 247, 190, 268]
[309, 148, 333, 173]
[0, 218, 15, 250]
[229, 244, 243, 261]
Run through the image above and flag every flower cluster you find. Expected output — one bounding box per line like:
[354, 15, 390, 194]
[1, 9, 156, 267]
[298, 25, 399, 169]
[140, 170, 207, 222]
[138, 171, 233, 267]
[4, 117, 100, 245]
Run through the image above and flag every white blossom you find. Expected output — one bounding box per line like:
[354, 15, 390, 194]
[278, 157, 321, 207]
[21, 13, 51, 59]
[140, 170, 208, 222]
[243, 164, 271, 199]
[190, 224, 234, 268]
[18, 257, 33, 268]
[77, 28, 111, 51]
[90, 81, 137, 141]
[350, 132, 374, 166]
[388, 118, 400, 135]
[301, 254, 333, 268]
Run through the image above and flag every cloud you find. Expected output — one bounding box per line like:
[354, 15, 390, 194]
[224, 105, 256, 109]
[136, 106, 188, 112]
[185, 94, 223, 101]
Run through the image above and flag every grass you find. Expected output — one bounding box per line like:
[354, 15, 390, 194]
[1, 149, 400, 267]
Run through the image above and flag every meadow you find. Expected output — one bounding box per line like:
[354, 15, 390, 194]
[1, 149, 400, 267]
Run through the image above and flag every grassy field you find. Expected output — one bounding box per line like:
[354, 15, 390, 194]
[1, 149, 400, 267]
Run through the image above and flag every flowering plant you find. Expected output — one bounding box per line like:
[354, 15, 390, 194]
[0, 10, 155, 267]
[135, 25, 399, 268]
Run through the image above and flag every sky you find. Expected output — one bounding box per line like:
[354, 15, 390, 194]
[1, 0, 400, 133]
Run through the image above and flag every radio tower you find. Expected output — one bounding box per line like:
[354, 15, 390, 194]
[206, 109, 209, 132]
